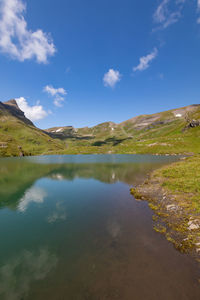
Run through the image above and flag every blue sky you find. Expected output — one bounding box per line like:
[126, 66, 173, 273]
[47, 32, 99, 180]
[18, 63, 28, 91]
[0, 0, 200, 129]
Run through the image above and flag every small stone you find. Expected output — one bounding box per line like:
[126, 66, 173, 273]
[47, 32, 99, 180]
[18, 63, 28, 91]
[166, 204, 176, 211]
[188, 223, 199, 230]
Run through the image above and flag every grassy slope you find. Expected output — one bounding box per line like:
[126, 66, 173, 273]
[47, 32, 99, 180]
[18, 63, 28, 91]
[129, 154, 200, 254]
[60, 108, 200, 154]
[154, 155, 200, 210]
[0, 102, 200, 157]
[0, 104, 64, 157]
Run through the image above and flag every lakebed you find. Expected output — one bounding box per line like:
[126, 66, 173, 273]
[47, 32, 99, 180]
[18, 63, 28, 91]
[0, 154, 200, 299]
[131, 155, 200, 256]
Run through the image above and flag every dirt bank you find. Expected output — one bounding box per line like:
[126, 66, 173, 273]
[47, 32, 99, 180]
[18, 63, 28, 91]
[130, 156, 200, 257]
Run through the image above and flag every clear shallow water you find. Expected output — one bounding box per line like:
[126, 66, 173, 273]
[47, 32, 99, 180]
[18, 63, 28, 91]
[0, 154, 200, 300]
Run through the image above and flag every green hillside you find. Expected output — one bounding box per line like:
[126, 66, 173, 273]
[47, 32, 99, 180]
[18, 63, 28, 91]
[0, 100, 63, 157]
[46, 104, 200, 155]
[0, 100, 200, 157]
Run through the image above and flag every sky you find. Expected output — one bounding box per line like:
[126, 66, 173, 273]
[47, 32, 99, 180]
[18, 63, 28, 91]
[0, 0, 200, 129]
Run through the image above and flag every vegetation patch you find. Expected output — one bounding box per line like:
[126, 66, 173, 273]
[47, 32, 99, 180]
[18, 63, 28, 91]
[130, 155, 200, 256]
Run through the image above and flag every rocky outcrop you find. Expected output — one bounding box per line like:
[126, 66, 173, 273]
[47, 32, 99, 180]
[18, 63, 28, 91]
[188, 120, 200, 128]
[1, 99, 34, 126]
[4, 99, 19, 109]
[45, 126, 77, 139]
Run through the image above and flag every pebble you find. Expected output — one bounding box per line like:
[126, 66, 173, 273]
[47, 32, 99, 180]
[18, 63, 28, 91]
[166, 204, 176, 211]
[188, 222, 199, 230]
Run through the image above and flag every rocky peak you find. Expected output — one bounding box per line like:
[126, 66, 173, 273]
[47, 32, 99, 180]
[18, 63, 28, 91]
[1, 99, 34, 127]
[4, 99, 20, 109]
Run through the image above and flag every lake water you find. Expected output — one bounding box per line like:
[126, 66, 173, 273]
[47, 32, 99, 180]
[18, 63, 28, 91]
[0, 154, 200, 300]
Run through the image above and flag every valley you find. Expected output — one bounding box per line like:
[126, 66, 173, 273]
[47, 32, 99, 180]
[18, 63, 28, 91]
[0, 99, 200, 157]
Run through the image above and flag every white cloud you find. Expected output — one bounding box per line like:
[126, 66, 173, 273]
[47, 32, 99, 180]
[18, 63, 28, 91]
[175, 0, 186, 5]
[53, 96, 65, 107]
[153, 0, 182, 30]
[198, 0, 200, 10]
[197, 0, 200, 23]
[133, 48, 158, 72]
[0, 0, 56, 63]
[16, 97, 48, 121]
[103, 69, 121, 88]
[44, 85, 67, 107]
[154, 0, 169, 23]
[158, 73, 164, 79]
[44, 86, 66, 97]
[65, 67, 71, 74]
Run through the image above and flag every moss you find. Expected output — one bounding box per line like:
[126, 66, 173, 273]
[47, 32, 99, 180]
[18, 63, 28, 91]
[166, 233, 176, 244]
[156, 211, 169, 218]
[170, 220, 189, 233]
[148, 203, 159, 211]
[130, 188, 143, 200]
[153, 224, 167, 234]
[175, 238, 196, 253]
[152, 215, 158, 221]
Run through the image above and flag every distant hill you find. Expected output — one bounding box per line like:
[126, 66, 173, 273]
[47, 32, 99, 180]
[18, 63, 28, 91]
[0, 99, 200, 156]
[45, 104, 200, 155]
[2, 99, 34, 126]
[0, 100, 63, 157]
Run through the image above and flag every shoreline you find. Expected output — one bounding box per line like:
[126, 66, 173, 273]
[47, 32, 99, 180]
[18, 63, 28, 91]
[130, 155, 200, 257]
[0, 151, 187, 159]
[1, 151, 199, 256]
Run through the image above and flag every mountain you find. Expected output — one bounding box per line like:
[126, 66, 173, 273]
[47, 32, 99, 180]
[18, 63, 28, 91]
[45, 104, 200, 155]
[0, 99, 63, 157]
[0, 100, 200, 157]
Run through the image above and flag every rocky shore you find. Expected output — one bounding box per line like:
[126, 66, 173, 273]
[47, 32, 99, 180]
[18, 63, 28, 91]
[130, 156, 200, 257]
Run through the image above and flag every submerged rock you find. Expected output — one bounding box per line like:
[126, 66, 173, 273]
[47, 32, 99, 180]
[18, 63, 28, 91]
[188, 221, 199, 231]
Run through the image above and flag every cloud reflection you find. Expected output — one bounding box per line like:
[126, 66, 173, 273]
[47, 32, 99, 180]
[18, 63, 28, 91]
[107, 221, 121, 239]
[0, 248, 57, 300]
[51, 173, 64, 181]
[47, 202, 67, 224]
[18, 186, 47, 212]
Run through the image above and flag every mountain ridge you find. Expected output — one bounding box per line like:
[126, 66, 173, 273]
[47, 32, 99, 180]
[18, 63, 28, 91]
[0, 100, 200, 156]
[0, 99, 34, 126]
[0, 99, 63, 157]
[45, 104, 200, 137]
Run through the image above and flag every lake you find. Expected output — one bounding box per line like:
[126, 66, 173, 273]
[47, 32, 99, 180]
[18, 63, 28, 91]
[0, 154, 200, 300]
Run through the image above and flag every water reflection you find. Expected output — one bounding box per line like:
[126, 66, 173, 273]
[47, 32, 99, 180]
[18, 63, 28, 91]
[18, 186, 47, 212]
[107, 220, 121, 239]
[0, 248, 57, 300]
[1, 156, 200, 300]
[0, 155, 178, 211]
[51, 173, 65, 181]
[47, 201, 67, 224]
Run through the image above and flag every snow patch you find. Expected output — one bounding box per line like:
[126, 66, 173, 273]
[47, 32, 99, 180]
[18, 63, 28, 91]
[56, 128, 63, 132]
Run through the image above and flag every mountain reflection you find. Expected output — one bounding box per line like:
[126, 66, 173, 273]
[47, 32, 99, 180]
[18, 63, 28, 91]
[0, 156, 174, 210]
[0, 248, 57, 300]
